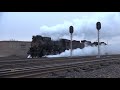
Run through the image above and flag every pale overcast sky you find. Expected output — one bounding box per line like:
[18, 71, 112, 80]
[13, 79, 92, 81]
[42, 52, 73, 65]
[0, 12, 120, 44]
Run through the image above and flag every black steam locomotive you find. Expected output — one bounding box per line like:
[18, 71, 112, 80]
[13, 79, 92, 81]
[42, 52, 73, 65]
[27, 35, 107, 58]
[27, 35, 84, 58]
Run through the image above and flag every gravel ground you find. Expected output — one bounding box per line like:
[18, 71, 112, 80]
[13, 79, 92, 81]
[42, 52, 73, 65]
[46, 64, 120, 78]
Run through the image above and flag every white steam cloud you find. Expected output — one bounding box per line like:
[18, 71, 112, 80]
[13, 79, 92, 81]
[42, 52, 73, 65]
[46, 43, 120, 58]
[39, 12, 120, 43]
[39, 12, 120, 57]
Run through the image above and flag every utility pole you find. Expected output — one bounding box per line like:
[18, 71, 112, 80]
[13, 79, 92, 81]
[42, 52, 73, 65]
[69, 26, 74, 57]
[96, 22, 101, 58]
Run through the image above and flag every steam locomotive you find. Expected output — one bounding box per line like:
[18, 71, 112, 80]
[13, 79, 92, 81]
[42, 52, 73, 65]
[27, 35, 84, 58]
[27, 35, 107, 58]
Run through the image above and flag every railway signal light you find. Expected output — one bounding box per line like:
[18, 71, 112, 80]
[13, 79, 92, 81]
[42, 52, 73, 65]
[69, 26, 74, 57]
[69, 26, 74, 33]
[96, 22, 101, 30]
[96, 22, 101, 58]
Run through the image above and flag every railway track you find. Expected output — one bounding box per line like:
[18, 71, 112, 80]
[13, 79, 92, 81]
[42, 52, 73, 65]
[0, 57, 120, 78]
[0, 55, 118, 70]
[0, 54, 119, 65]
[0, 56, 99, 69]
[0, 54, 119, 63]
